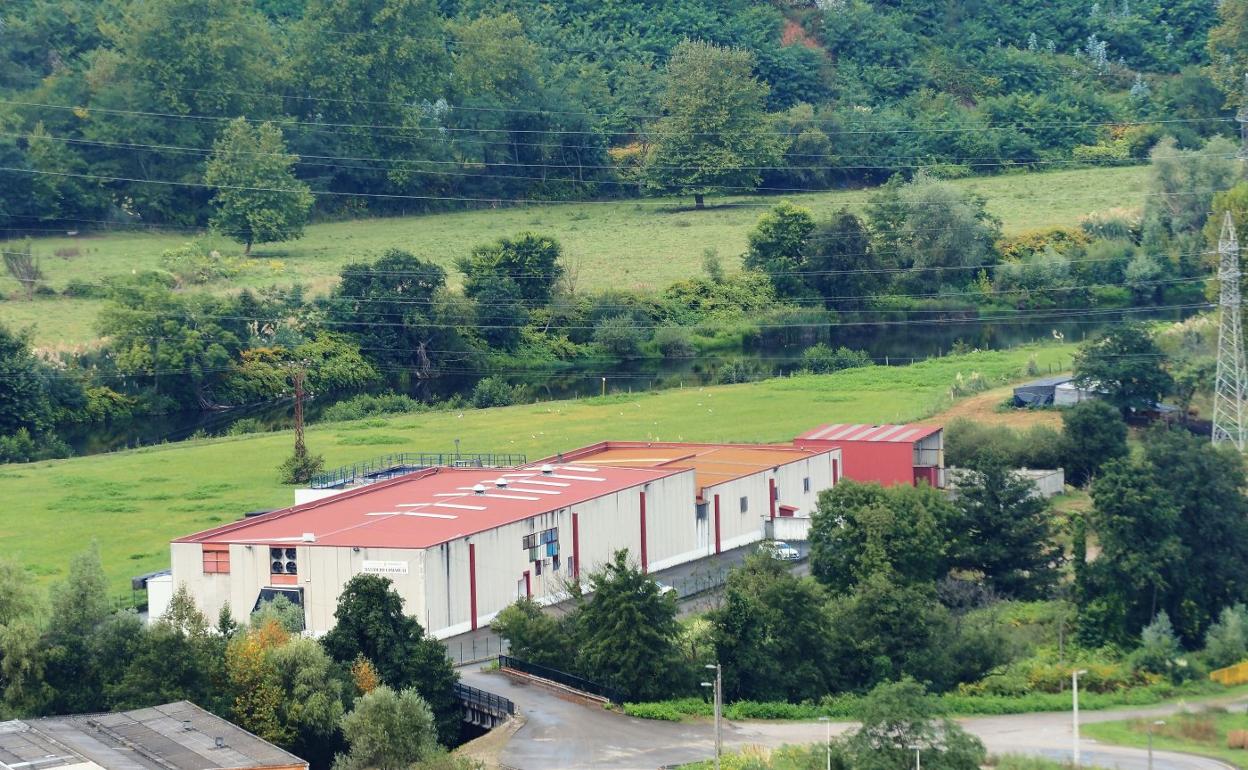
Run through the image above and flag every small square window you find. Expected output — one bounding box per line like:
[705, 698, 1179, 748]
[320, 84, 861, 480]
[202, 545, 230, 574]
[739, 496, 748, 513]
[803, 477, 811, 493]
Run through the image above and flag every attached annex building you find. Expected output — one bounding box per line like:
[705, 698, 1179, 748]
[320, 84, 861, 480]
[164, 441, 841, 638]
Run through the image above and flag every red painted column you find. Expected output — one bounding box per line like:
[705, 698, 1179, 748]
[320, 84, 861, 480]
[769, 478, 776, 521]
[468, 543, 478, 631]
[639, 490, 648, 573]
[572, 512, 581, 579]
[713, 494, 721, 555]
[523, 570, 531, 598]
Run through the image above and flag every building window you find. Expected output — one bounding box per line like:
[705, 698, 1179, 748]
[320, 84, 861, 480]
[202, 545, 230, 574]
[534, 559, 543, 576]
[552, 554, 561, 571]
[696, 502, 708, 520]
[739, 496, 748, 513]
[803, 477, 811, 493]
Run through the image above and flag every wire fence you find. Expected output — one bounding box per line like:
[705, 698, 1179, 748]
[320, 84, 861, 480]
[446, 634, 510, 666]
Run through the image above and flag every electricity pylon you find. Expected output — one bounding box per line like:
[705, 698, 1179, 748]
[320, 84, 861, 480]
[1213, 212, 1247, 450]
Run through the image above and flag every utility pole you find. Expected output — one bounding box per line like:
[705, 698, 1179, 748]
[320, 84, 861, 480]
[701, 664, 721, 770]
[1213, 212, 1247, 450]
[292, 365, 307, 461]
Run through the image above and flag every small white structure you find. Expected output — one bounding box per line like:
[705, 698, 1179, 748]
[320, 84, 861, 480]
[1054, 380, 1103, 406]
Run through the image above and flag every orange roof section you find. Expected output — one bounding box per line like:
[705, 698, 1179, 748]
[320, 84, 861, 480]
[532, 442, 832, 496]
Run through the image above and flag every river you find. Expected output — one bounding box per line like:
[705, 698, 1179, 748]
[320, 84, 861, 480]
[57, 308, 1192, 457]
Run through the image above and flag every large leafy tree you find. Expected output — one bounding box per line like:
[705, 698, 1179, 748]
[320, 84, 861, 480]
[949, 455, 1060, 599]
[325, 250, 465, 374]
[742, 202, 816, 298]
[42, 543, 113, 714]
[1060, 400, 1129, 486]
[1072, 322, 1174, 415]
[0, 324, 56, 438]
[809, 481, 954, 594]
[457, 232, 564, 305]
[644, 40, 787, 209]
[288, 0, 450, 204]
[320, 575, 459, 743]
[204, 119, 313, 256]
[575, 550, 687, 702]
[846, 679, 985, 770]
[335, 686, 439, 770]
[1208, 0, 1248, 106]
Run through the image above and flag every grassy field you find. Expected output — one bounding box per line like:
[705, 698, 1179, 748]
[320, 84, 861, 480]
[1084, 709, 1248, 767]
[0, 344, 1072, 597]
[0, 165, 1148, 349]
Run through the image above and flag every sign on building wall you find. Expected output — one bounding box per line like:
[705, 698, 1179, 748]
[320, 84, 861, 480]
[362, 560, 409, 575]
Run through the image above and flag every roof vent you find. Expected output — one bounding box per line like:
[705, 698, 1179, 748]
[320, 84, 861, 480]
[495, 478, 509, 488]
[214, 737, 226, 749]
[182, 720, 193, 732]
[472, 483, 487, 495]
[540, 464, 555, 475]
[301, 532, 316, 543]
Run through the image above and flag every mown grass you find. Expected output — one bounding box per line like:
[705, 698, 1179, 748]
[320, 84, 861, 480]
[623, 680, 1240, 722]
[0, 344, 1071, 597]
[1084, 708, 1248, 767]
[0, 165, 1147, 348]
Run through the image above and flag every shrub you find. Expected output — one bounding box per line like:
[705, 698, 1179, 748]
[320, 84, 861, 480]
[279, 450, 324, 484]
[62, 280, 109, 298]
[158, 240, 246, 286]
[593, 314, 646, 358]
[713, 357, 767, 384]
[654, 327, 695, 358]
[227, 417, 267, 436]
[470, 377, 527, 408]
[321, 392, 424, 422]
[0, 428, 71, 463]
[1203, 604, 1248, 669]
[799, 344, 873, 374]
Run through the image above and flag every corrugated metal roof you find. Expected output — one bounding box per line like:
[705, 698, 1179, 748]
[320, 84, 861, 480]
[795, 423, 943, 444]
[6, 702, 305, 770]
[532, 441, 834, 494]
[175, 465, 683, 550]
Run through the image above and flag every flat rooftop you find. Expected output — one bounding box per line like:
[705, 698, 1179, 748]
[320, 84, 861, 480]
[796, 423, 942, 444]
[534, 442, 832, 495]
[0, 701, 305, 770]
[175, 465, 682, 550]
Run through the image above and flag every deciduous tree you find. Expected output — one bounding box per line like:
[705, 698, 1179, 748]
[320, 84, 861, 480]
[644, 41, 787, 209]
[1072, 323, 1173, 416]
[334, 686, 438, 770]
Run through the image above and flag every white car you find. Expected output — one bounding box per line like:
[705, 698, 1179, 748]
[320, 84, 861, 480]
[759, 540, 800, 561]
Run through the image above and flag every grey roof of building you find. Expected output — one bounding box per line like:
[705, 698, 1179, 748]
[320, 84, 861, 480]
[0, 702, 305, 770]
[1013, 375, 1074, 390]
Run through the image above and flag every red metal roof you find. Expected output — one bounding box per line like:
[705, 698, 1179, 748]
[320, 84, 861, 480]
[794, 423, 942, 444]
[174, 465, 683, 550]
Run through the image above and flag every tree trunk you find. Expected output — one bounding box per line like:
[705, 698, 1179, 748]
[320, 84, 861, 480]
[244, 239, 253, 257]
[694, 193, 705, 210]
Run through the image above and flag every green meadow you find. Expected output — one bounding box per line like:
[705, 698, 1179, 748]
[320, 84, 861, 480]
[0, 344, 1072, 598]
[0, 165, 1147, 349]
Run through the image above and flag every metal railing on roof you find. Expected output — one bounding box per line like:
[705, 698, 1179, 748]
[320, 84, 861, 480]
[309, 452, 528, 490]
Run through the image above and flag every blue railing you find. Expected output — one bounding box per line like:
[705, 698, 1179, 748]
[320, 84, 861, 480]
[310, 452, 528, 489]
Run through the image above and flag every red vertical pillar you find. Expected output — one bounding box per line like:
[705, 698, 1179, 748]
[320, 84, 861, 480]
[572, 512, 581, 579]
[713, 494, 721, 555]
[468, 543, 478, 631]
[639, 489, 648, 573]
[833, 458, 839, 484]
[768, 478, 776, 521]
[523, 569, 531, 598]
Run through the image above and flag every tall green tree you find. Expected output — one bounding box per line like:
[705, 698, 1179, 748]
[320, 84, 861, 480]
[1072, 322, 1174, 416]
[0, 324, 56, 438]
[42, 543, 113, 714]
[1208, 0, 1248, 105]
[644, 40, 787, 209]
[204, 119, 313, 256]
[846, 679, 985, 770]
[575, 550, 687, 702]
[743, 202, 816, 297]
[320, 575, 459, 743]
[0, 557, 46, 717]
[457, 232, 564, 305]
[809, 481, 954, 594]
[949, 456, 1060, 598]
[1060, 400, 1129, 487]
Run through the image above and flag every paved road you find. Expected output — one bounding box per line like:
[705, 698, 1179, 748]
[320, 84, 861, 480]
[458, 665, 1241, 770]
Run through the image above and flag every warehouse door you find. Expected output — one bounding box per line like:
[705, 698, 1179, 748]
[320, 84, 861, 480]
[695, 502, 710, 551]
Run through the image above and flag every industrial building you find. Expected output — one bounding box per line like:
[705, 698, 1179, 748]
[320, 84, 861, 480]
[0, 701, 306, 770]
[160, 440, 842, 639]
[794, 423, 944, 488]
[532, 441, 840, 553]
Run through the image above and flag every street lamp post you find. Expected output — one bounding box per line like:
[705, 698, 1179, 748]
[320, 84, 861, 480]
[1072, 669, 1088, 766]
[701, 664, 722, 770]
[908, 744, 921, 770]
[1148, 720, 1166, 770]
[817, 716, 831, 770]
